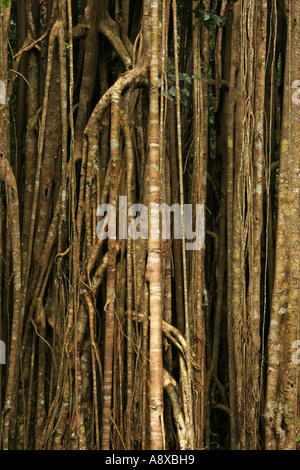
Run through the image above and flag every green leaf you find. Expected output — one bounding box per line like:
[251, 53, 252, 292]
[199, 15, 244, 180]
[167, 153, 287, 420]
[162, 88, 174, 101]
[166, 73, 176, 82]
[181, 88, 190, 97]
[167, 73, 192, 84]
[192, 6, 203, 19]
[213, 14, 227, 26]
[169, 86, 177, 99]
[178, 73, 192, 84]
[192, 74, 208, 82]
[1, 0, 10, 7]
[181, 95, 189, 106]
[296, 437, 300, 442]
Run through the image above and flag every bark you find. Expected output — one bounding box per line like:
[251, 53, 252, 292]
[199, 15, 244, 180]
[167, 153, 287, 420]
[0, 0, 299, 452]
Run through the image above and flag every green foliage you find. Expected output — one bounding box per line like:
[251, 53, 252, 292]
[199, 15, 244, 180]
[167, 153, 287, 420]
[0, 0, 11, 8]
[159, 65, 192, 106]
[192, 74, 208, 83]
[159, 63, 209, 106]
[192, 1, 227, 28]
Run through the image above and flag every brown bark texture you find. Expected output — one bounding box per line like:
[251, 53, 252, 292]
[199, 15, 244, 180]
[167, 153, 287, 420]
[0, 0, 299, 450]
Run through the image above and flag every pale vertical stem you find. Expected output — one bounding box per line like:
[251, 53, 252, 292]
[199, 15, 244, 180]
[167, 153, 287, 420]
[249, 0, 267, 449]
[265, 0, 300, 449]
[141, 282, 150, 450]
[172, 0, 194, 449]
[122, 113, 134, 449]
[262, 2, 277, 416]
[191, 2, 208, 448]
[83, 292, 100, 449]
[67, 0, 74, 150]
[226, 3, 240, 449]
[68, 1, 83, 449]
[101, 90, 121, 449]
[34, 301, 46, 450]
[0, 3, 10, 449]
[1, 160, 22, 449]
[192, 5, 202, 449]
[58, 27, 68, 253]
[148, 0, 164, 450]
[24, 333, 36, 449]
